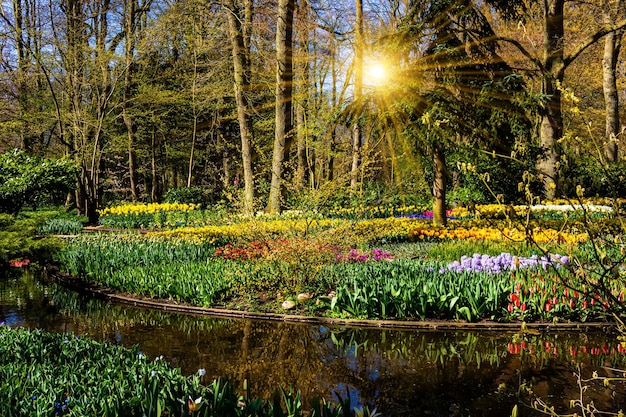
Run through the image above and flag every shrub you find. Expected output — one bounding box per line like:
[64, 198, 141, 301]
[164, 187, 211, 208]
[0, 210, 69, 265]
[0, 149, 77, 214]
[561, 154, 626, 197]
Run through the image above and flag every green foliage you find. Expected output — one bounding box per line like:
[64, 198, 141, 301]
[447, 141, 543, 205]
[561, 155, 626, 198]
[327, 260, 508, 321]
[446, 185, 486, 206]
[0, 210, 69, 264]
[0, 325, 377, 416]
[285, 180, 429, 216]
[0, 149, 78, 214]
[55, 236, 231, 306]
[164, 187, 213, 208]
[0, 213, 15, 228]
[36, 218, 83, 235]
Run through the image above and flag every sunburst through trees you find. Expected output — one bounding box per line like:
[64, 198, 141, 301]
[342, 0, 534, 225]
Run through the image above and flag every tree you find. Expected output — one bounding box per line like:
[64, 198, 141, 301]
[601, 0, 626, 163]
[377, 0, 531, 225]
[122, 0, 145, 202]
[224, 0, 256, 214]
[350, 0, 363, 193]
[268, 0, 295, 213]
[1, 0, 61, 154]
[498, 1, 626, 198]
[293, 0, 314, 191]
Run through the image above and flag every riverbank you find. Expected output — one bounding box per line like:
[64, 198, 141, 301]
[51, 268, 618, 333]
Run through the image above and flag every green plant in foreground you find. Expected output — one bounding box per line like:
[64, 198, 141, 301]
[36, 218, 83, 235]
[0, 325, 378, 417]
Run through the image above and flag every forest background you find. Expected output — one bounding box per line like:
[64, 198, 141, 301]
[1, 0, 626, 223]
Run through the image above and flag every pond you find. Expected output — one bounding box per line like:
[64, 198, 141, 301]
[2, 268, 626, 416]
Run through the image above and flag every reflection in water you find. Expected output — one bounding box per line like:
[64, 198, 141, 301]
[1, 269, 626, 416]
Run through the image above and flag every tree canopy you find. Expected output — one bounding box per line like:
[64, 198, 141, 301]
[0, 0, 624, 215]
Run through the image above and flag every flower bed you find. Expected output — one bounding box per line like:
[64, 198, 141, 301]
[450, 200, 618, 220]
[407, 225, 589, 244]
[54, 233, 622, 323]
[98, 202, 201, 229]
[54, 199, 626, 324]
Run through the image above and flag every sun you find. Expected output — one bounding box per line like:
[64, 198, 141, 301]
[365, 61, 388, 86]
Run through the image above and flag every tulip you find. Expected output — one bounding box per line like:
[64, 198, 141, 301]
[188, 396, 202, 412]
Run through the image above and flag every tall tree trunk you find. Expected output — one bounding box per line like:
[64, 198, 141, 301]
[295, 99, 307, 190]
[12, 0, 28, 150]
[151, 122, 159, 202]
[188, 10, 202, 188]
[65, 0, 89, 219]
[537, 0, 565, 200]
[224, 0, 255, 214]
[268, 0, 295, 213]
[327, 39, 339, 183]
[123, 0, 139, 202]
[350, 0, 363, 193]
[294, 1, 311, 191]
[602, 2, 624, 163]
[188, 48, 199, 188]
[432, 142, 447, 227]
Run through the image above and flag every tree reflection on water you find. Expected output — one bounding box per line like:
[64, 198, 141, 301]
[1, 269, 625, 416]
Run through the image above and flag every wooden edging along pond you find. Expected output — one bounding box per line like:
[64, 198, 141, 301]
[51, 272, 617, 333]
